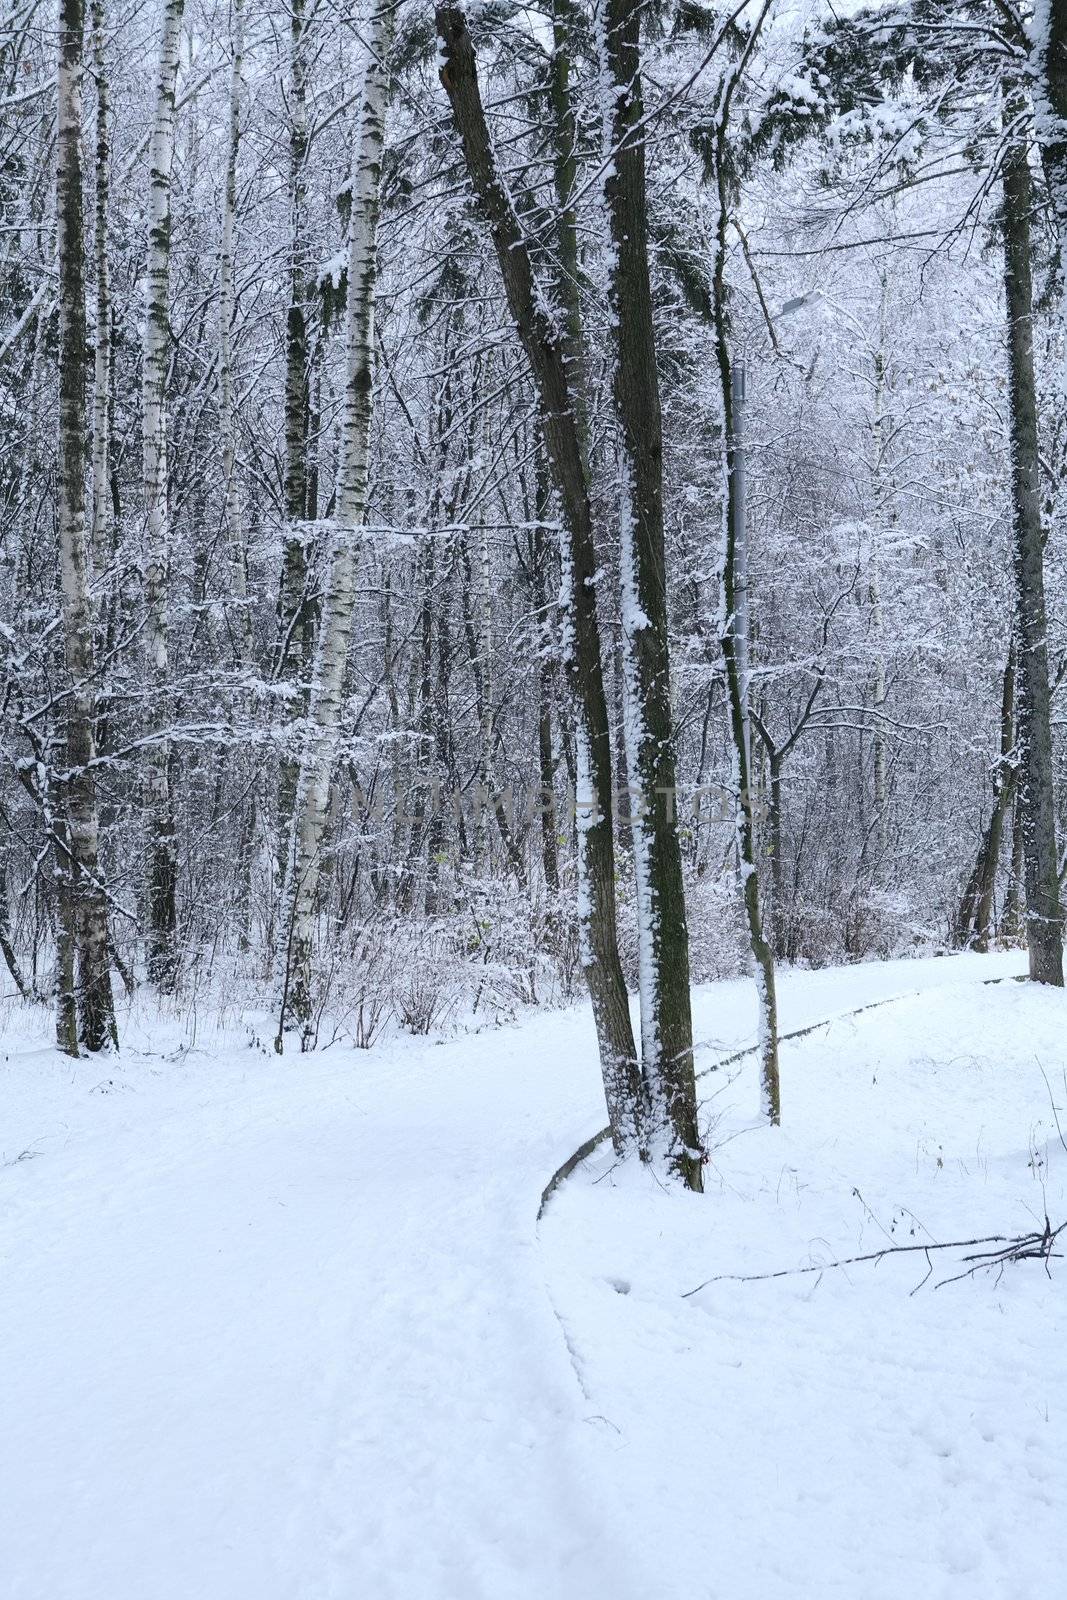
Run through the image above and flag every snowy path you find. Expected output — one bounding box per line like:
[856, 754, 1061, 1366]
[0, 951, 1040, 1598]
[0, 1005, 637, 1600]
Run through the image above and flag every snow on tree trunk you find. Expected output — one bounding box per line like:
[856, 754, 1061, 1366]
[599, 0, 702, 1190]
[141, 0, 184, 987]
[709, 95, 780, 1124]
[547, 0, 588, 451]
[869, 273, 891, 855]
[1037, 2, 1067, 296]
[89, 0, 112, 584]
[55, 0, 118, 1052]
[275, 2, 394, 1049]
[476, 520, 492, 867]
[219, 0, 252, 668]
[435, 2, 643, 1155]
[532, 455, 560, 897]
[1001, 93, 1064, 986]
[275, 0, 315, 872]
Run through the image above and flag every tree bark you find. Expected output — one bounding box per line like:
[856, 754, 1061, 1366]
[276, 2, 394, 1048]
[1041, 1, 1067, 281]
[141, 0, 184, 987]
[1002, 101, 1064, 984]
[0, 850, 31, 1002]
[532, 454, 560, 895]
[436, 3, 643, 1155]
[711, 205, 780, 1122]
[56, 0, 118, 1051]
[219, 0, 252, 667]
[547, 0, 588, 449]
[1002, 792, 1026, 943]
[956, 646, 1016, 950]
[768, 754, 784, 955]
[275, 0, 315, 864]
[89, 0, 112, 583]
[599, 0, 701, 1188]
[869, 272, 891, 853]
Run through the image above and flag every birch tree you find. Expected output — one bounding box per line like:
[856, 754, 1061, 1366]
[141, 0, 184, 986]
[55, 0, 117, 1051]
[219, 0, 252, 667]
[89, 0, 111, 579]
[275, 0, 314, 858]
[1001, 92, 1063, 985]
[7, 0, 1067, 1081]
[275, 0, 394, 1047]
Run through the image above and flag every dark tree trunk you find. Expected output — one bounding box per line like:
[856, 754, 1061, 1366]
[1041, 1, 1067, 271]
[711, 216, 780, 1119]
[436, 3, 642, 1153]
[547, 0, 587, 446]
[601, 0, 701, 1188]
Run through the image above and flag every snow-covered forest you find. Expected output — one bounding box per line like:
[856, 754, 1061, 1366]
[2, 2, 1067, 1595]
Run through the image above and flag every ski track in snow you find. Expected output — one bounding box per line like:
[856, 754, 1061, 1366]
[1, 949, 1061, 1598]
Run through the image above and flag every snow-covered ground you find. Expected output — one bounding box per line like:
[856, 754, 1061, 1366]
[2, 950, 1064, 1598]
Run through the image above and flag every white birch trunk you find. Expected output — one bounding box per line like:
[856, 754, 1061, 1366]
[276, 3, 393, 1048]
[89, 0, 111, 583]
[56, 0, 117, 1052]
[275, 0, 312, 870]
[141, 0, 184, 985]
[219, 0, 252, 667]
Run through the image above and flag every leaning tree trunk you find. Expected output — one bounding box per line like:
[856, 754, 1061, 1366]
[141, 0, 184, 987]
[599, 0, 702, 1189]
[1002, 101, 1064, 985]
[275, 2, 395, 1049]
[436, 2, 643, 1154]
[55, 0, 118, 1052]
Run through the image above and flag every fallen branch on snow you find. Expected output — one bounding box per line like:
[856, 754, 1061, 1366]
[682, 1216, 1065, 1298]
